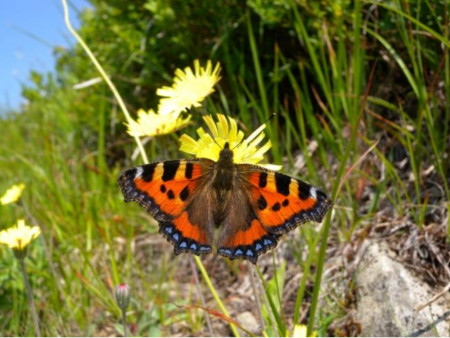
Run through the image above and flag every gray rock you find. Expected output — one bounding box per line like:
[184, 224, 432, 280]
[236, 311, 261, 336]
[355, 241, 450, 336]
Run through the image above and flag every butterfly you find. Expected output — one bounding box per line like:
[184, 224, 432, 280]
[118, 142, 332, 264]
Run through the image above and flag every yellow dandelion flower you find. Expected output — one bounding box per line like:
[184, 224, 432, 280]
[0, 183, 25, 205]
[179, 114, 281, 170]
[157, 60, 221, 115]
[126, 109, 191, 138]
[292, 324, 316, 337]
[0, 219, 40, 251]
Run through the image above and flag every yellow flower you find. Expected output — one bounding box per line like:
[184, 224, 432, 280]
[0, 219, 40, 251]
[126, 109, 191, 137]
[179, 114, 281, 170]
[157, 60, 221, 115]
[0, 183, 25, 205]
[292, 325, 316, 337]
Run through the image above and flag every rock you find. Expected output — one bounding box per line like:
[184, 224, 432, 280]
[236, 311, 260, 336]
[355, 241, 450, 336]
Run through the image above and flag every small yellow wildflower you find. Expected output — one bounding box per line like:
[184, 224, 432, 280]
[179, 114, 281, 170]
[126, 109, 191, 138]
[0, 219, 41, 251]
[0, 183, 25, 205]
[157, 60, 221, 115]
[292, 324, 316, 337]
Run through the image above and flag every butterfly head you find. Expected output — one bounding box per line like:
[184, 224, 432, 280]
[217, 142, 234, 169]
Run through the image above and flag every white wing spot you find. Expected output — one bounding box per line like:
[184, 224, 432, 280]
[135, 167, 143, 178]
[310, 187, 317, 199]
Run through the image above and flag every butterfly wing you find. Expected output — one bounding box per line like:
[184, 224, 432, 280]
[242, 165, 332, 234]
[216, 182, 281, 263]
[118, 159, 216, 256]
[216, 164, 332, 264]
[217, 190, 281, 264]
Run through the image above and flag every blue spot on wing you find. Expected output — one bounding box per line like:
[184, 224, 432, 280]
[159, 221, 212, 257]
[219, 248, 232, 255]
[217, 234, 280, 264]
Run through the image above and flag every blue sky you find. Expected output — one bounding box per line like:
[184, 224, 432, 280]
[0, 0, 90, 111]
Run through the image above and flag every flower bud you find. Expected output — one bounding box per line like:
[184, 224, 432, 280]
[115, 283, 131, 311]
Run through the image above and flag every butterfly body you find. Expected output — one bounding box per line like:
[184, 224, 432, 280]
[119, 143, 332, 263]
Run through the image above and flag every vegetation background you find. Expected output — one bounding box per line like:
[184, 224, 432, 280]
[0, 0, 448, 336]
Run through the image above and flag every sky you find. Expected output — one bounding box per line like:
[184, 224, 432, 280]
[0, 0, 90, 111]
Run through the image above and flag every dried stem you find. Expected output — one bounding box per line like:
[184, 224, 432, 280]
[416, 282, 450, 312]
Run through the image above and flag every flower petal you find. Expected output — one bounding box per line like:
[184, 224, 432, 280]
[156, 60, 221, 115]
[126, 109, 190, 138]
[0, 183, 25, 205]
[178, 114, 278, 169]
[0, 219, 40, 250]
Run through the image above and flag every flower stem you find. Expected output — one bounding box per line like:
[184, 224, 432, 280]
[189, 257, 213, 336]
[249, 263, 264, 332]
[194, 256, 240, 337]
[19, 258, 41, 337]
[121, 309, 127, 337]
[61, 0, 148, 164]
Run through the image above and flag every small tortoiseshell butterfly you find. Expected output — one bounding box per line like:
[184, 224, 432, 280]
[118, 142, 332, 263]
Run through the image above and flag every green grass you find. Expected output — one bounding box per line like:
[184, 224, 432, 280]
[0, 0, 448, 336]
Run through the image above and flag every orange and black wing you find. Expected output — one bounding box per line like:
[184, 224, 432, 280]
[216, 165, 331, 264]
[242, 165, 332, 234]
[118, 159, 215, 256]
[216, 184, 281, 264]
[217, 216, 281, 264]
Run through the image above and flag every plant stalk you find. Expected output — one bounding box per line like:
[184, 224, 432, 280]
[194, 256, 240, 337]
[249, 263, 264, 332]
[122, 309, 127, 337]
[19, 258, 41, 337]
[61, 0, 148, 164]
[189, 257, 214, 336]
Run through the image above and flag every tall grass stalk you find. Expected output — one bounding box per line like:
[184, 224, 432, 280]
[61, 0, 148, 165]
[249, 264, 264, 331]
[256, 264, 285, 336]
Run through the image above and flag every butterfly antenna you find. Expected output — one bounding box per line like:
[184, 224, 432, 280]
[211, 136, 222, 148]
[231, 137, 245, 151]
[187, 108, 224, 149]
[264, 113, 276, 124]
